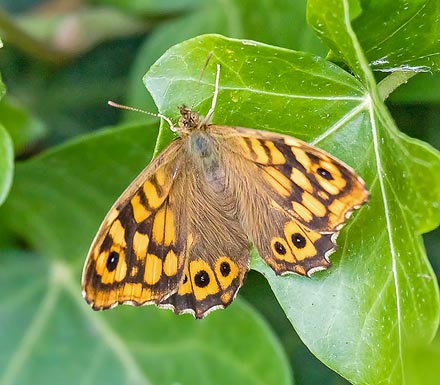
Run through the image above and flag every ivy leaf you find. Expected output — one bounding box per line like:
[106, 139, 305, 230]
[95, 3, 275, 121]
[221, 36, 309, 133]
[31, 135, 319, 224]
[308, 0, 440, 73]
[145, 35, 365, 149]
[143, 34, 440, 385]
[0, 122, 291, 385]
[352, 0, 440, 72]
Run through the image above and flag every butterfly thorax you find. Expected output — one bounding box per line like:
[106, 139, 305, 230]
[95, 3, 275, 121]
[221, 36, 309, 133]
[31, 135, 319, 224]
[184, 128, 224, 191]
[188, 130, 223, 184]
[177, 106, 222, 184]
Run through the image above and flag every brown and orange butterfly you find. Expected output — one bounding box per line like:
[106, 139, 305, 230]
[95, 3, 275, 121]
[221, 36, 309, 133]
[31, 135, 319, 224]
[82, 64, 369, 319]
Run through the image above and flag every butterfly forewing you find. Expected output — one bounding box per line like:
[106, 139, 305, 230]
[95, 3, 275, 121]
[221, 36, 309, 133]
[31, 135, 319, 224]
[82, 141, 188, 309]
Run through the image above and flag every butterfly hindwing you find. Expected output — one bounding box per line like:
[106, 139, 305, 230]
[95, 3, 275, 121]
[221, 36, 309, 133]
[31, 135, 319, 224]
[159, 243, 248, 318]
[244, 196, 335, 275]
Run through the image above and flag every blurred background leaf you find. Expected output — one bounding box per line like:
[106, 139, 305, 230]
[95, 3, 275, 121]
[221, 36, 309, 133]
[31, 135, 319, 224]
[0, 72, 14, 206]
[0, 0, 439, 385]
[95, 0, 203, 16]
[13, 6, 149, 56]
[0, 95, 46, 154]
[404, 337, 440, 385]
[0, 123, 13, 205]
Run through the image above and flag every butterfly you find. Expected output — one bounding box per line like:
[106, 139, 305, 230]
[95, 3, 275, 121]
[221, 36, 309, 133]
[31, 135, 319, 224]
[82, 64, 369, 319]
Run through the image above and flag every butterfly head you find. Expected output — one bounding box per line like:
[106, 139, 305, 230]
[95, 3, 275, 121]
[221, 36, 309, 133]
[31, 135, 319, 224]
[176, 63, 221, 135]
[178, 105, 209, 134]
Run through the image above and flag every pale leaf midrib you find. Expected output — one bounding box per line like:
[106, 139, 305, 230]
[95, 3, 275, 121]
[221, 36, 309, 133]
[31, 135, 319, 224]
[368, 96, 405, 384]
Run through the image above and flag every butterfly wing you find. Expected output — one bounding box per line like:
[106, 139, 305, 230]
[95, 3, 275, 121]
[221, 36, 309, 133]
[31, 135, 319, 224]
[211, 125, 368, 276]
[225, 126, 369, 232]
[82, 140, 188, 309]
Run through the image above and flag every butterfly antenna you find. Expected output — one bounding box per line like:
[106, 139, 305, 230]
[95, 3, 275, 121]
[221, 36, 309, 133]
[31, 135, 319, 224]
[198, 51, 214, 82]
[107, 101, 177, 132]
[203, 63, 221, 124]
[188, 51, 214, 112]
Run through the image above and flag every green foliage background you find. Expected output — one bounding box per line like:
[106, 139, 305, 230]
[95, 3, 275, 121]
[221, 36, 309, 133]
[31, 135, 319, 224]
[0, 1, 440, 385]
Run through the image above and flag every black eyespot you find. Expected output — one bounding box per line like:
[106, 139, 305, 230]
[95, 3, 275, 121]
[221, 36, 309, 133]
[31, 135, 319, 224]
[183, 274, 188, 284]
[220, 261, 231, 277]
[106, 251, 119, 272]
[317, 167, 333, 180]
[194, 270, 210, 288]
[274, 241, 287, 255]
[291, 233, 307, 248]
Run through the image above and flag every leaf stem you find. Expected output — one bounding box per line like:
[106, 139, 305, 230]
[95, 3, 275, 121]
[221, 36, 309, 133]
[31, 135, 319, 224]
[377, 71, 418, 101]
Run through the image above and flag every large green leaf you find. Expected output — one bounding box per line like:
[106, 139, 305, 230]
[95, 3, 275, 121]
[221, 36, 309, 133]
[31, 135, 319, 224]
[143, 34, 440, 385]
[0, 121, 291, 385]
[145, 35, 365, 147]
